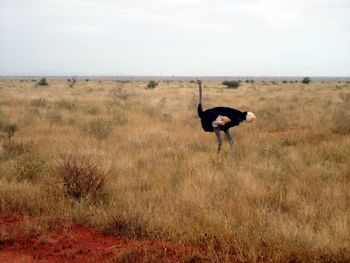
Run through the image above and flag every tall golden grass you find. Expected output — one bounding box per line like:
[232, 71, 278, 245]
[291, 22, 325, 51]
[0, 79, 349, 262]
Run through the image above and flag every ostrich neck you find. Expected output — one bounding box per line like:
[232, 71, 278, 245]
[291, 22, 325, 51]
[198, 84, 202, 105]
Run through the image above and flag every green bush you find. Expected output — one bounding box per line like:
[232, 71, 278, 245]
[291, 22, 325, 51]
[37, 78, 48, 86]
[85, 118, 113, 140]
[302, 77, 311, 84]
[146, 80, 158, 89]
[222, 80, 240, 89]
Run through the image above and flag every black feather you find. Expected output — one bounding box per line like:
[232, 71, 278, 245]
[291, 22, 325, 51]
[199, 107, 247, 132]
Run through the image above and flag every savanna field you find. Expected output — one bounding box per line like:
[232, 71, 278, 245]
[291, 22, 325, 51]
[0, 78, 349, 262]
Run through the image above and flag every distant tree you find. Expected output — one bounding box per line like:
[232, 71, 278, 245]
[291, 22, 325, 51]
[302, 77, 311, 84]
[222, 80, 240, 89]
[67, 77, 77, 88]
[146, 80, 158, 89]
[37, 78, 48, 86]
[282, 80, 288, 84]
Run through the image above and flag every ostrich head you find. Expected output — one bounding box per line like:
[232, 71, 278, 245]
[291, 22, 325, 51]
[244, 112, 256, 123]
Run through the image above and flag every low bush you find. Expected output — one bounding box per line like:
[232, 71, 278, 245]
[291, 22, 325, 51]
[57, 154, 109, 201]
[14, 153, 47, 182]
[86, 106, 100, 115]
[1, 140, 36, 159]
[2, 123, 17, 140]
[85, 118, 113, 140]
[46, 111, 63, 125]
[30, 98, 47, 107]
[54, 99, 77, 112]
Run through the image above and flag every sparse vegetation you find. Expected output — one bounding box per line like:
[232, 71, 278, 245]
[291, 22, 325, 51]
[116, 80, 130, 84]
[30, 98, 47, 107]
[1, 140, 35, 159]
[86, 106, 100, 115]
[85, 118, 113, 139]
[54, 99, 77, 112]
[46, 111, 63, 125]
[0, 79, 349, 262]
[14, 153, 46, 182]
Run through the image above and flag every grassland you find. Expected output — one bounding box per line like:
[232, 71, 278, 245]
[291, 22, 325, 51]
[0, 78, 349, 262]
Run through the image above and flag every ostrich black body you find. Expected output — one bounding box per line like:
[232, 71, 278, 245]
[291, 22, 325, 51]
[198, 104, 246, 132]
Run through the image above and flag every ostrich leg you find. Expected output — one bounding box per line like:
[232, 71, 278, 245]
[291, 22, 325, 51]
[225, 130, 234, 157]
[214, 127, 222, 153]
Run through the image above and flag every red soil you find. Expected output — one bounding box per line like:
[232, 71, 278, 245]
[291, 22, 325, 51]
[0, 214, 202, 263]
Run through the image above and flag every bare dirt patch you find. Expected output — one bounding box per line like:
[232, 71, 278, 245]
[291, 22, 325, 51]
[0, 214, 202, 263]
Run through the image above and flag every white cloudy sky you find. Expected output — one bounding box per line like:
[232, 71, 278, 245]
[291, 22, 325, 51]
[0, 0, 349, 76]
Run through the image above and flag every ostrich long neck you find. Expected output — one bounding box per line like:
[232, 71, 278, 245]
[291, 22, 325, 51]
[198, 83, 202, 105]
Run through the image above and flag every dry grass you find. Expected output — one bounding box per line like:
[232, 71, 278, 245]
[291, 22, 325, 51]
[0, 79, 349, 262]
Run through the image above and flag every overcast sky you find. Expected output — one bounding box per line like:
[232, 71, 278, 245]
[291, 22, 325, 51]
[0, 0, 349, 76]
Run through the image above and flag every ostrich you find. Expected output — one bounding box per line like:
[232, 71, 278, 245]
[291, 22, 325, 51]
[197, 80, 256, 156]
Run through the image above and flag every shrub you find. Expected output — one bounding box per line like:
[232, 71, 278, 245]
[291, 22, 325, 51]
[85, 118, 113, 140]
[1, 141, 35, 159]
[14, 153, 46, 182]
[146, 80, 158, 89]
[222, 80, 240, 89]
[30, 98, 47, 107]
[282, 80, 288, 84]
[46, 111, 63, 125]
[113, 114, 128, 126]
[54, 99, 77, 112]
[37, 78, 48, 86]
[302, 77, 311, 84]
[86, 106, 100, 115]
[3, 123, 17, 140]
[57, 154, 109, 201]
